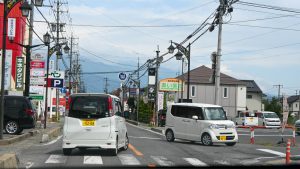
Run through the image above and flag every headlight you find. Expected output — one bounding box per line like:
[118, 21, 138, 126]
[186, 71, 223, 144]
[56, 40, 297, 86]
[227, 123, 236, 129]
[209, 124, 219, 129]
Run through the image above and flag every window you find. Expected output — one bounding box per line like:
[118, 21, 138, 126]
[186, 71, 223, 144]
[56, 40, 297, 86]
[191, 85, 196, 97]
[223, 87, 228, 98]
[204, 107, 227, 120]
[247, 95, 252, 99]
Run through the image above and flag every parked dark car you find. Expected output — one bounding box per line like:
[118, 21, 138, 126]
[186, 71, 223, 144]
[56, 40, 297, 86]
[3, 95, 37, 134]
[158, 109, 166, 127]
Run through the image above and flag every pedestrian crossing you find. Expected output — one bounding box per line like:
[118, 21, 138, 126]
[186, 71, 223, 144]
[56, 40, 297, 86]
[43, 154, 208, 166]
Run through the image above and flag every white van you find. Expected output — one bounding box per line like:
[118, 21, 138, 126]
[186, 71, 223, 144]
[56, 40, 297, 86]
[62, 93, 129, 156]
[165, 103, 238, 146]
[256, 111, 281, 128]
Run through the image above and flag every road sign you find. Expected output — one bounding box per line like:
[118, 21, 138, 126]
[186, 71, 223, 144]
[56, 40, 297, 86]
[118, 72, 127, 81]
[30, 94, 44, 101]
[159, 78, 183, 92]
[48, 78, 64, 88]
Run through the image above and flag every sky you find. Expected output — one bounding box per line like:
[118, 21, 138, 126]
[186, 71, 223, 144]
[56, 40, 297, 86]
[31, 0, 300, 96]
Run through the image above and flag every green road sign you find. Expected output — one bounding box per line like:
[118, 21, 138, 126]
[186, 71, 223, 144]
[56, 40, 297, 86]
[30, 95, 44, 101]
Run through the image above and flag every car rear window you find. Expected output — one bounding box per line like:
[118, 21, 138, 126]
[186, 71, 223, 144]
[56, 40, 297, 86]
[69, 96, 109, 119]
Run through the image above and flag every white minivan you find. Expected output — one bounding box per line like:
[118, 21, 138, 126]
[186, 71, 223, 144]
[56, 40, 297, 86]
[62, 93, 129, 156]
[256, 111, 281, 128]
[165, 103, 238, 146]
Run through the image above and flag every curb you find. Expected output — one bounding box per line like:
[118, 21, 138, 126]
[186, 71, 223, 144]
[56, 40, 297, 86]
[0, 130, 39, 146]
[0, 153, 18, 169]
[125, 119, 138, 126]
[151, 128, 164, 134]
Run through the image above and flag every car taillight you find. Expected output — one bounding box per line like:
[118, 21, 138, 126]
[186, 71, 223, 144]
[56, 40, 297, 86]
[25, 109, 34, 116]
[108, 96, 114, 116]
[66, 97, 71, 110]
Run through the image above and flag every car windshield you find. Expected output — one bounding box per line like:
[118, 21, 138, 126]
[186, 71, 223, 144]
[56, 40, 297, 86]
[204, 107, 227, 120]
[69, 96, 109, 119]
[264, 113, 279, 118]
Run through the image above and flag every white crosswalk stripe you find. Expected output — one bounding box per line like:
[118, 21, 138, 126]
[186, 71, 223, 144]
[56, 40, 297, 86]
[83, 156, 103, 165]
[45, 155, 67, 164]
[183, 158, 208, 166]
[151, 156, 174, 166]
[118, 154, 141, 165]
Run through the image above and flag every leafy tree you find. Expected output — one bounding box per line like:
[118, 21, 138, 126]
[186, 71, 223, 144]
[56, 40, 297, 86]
[263, 97, 282, 118]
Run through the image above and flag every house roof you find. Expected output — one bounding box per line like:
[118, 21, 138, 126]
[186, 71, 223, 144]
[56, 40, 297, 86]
[288, 95, 300, 104]
[241, 80, 262, 93]
[176, 65, 246, 85]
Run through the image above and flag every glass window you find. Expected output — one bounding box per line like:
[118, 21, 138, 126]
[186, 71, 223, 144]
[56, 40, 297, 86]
[223, 87, 228, 98]
[204, 107, 227, 120]
[186, 107, 203, 120]
[191, 86, 196, 97]
[69, 96, 109, 119]
[247, 95, 252, 99]
[263, 113, 279, 118]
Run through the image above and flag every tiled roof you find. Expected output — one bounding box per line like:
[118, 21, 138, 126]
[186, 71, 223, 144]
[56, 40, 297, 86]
[241, 80, 262, 93]
[288, 95, 300, 104]
[176, 65, 246, 85]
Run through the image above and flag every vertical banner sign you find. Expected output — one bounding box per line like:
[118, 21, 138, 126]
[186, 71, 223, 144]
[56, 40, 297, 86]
[281, 94, 289, 133]
[148, 68, 156, 101]
[4, 50, 12, 90]
[7, 18, 16, 39]
[157, 92, 164, 111]
[16, 57, 24, 90]
[49, 60, 55, 72]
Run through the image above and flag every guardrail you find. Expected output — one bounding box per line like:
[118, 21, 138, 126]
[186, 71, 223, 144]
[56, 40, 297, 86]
[237, 125, 296, 146]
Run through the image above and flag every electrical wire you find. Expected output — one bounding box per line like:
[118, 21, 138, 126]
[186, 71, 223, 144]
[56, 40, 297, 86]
[237, 1, 300, 14]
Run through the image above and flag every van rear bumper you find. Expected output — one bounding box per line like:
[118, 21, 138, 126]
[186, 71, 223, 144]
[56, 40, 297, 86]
[62, 139, 116, 149]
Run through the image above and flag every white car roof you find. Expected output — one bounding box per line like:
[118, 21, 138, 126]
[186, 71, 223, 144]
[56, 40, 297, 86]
[171, 102, 222, 108]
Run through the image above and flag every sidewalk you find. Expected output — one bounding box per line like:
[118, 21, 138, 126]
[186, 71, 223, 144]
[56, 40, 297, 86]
[0, 120, 63, 168]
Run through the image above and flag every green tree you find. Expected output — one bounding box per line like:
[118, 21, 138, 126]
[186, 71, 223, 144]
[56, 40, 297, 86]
[263, 97, 282, 118]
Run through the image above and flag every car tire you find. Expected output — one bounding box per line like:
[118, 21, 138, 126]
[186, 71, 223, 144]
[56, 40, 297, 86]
[63, 148, 72, 155]
[225, 142, 236, 146]
[110, 137, 118, 156]
[5, 120, 20, 135]
[122, 134, 129, 151]
[165, 130, 175, 142]
[296, 132, 300, 136]
[201, 133, 213, 146]
[17, 128, 23, 134]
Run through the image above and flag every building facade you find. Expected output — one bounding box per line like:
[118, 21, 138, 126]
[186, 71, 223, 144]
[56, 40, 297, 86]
[174, 65, 247, 120]
[241, 80, 263, 112]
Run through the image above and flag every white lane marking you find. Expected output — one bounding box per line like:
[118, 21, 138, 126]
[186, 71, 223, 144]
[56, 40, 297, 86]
[126, 122, 164, 136]
[25, 162, 34, 169]
[42, 135, 63, 146]
[257, 149, 285, 157]
[183, 158, 208, 166]
[45, 155, 67, 163]
[129, 136, 162, 140]
[214, 160, 230, 165]
[151, 156, 174, 166]
[83, 156, 103, 165]
[118, 154, 140, 165]
[238, 134, 293, 136]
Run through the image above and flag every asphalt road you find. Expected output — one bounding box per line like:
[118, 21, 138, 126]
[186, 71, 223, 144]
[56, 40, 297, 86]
[13, 123, 300, 168]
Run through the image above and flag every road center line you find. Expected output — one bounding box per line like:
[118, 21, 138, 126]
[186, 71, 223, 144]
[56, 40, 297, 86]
[128, 143, 143, 156]
[257, 149, 285, 157]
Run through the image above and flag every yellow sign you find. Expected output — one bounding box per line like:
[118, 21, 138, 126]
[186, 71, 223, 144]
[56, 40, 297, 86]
[82, 119, 95, 126]
[159, 78, 184, 92]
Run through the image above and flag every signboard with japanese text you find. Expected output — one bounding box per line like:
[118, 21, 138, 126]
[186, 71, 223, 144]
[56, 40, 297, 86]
[0, 50, 13, 90]
[7, 18, 16, 38]
[15, 57, 24, 90]
[46, 71, 65, 79]
[30, 77, 45, 85]
[157, 92, 164, 111]
[30, 94, 44, 101]
[31, 53, 45, 61]
[31, 69, 45, 76]
[30, 61, 45, 69]
[159, 78, 184, 92]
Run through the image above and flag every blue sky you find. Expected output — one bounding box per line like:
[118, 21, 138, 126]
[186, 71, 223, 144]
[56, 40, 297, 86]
[32, 0, 300, 96]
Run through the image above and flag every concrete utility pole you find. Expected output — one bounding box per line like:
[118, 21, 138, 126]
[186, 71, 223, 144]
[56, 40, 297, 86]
[137, 57, 140, 123]
[274, 84, 283, 112]
[104, 77, 108, 94]
[155, 46, 160, 126]
[68, 34, 73, 94]
[214, 0, 225, 105]
[55, 0, 60, 121]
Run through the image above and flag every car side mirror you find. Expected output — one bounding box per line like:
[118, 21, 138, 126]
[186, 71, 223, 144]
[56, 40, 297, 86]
[192, 115, 198, 120]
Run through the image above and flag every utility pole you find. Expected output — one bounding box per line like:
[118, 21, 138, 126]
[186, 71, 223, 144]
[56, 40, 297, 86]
[274, 84, 283, 112]
[155, 46, 160, 126]
[104, 77, 108, 94]
[214, 0, 225, 105]
[68, 35, 73, 95]
[137, 57, 140, 123]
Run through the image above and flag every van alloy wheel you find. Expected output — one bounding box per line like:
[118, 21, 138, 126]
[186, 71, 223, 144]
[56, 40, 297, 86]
[166, 130, 175, 142]
[201, 133, 213, 146]
[5, 121, 19, 134]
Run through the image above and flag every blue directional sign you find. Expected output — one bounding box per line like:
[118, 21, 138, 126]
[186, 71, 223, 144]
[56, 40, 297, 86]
[118, 72, 127, 81]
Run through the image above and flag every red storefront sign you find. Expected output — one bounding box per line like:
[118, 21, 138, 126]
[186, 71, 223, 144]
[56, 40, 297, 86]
[52, 98, 66, 106]
[30, 61, 45, 68]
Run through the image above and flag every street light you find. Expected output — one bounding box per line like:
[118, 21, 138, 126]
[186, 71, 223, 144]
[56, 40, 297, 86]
[1, 0, 34, 140]
[168, 41, 191, 102]
[43, 32, 69, 129]
[19, 1, 32, 17]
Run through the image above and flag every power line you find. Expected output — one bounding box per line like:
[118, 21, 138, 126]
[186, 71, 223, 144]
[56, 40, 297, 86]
[237, 1, 300, 14]
[226, 23, 300, 31]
